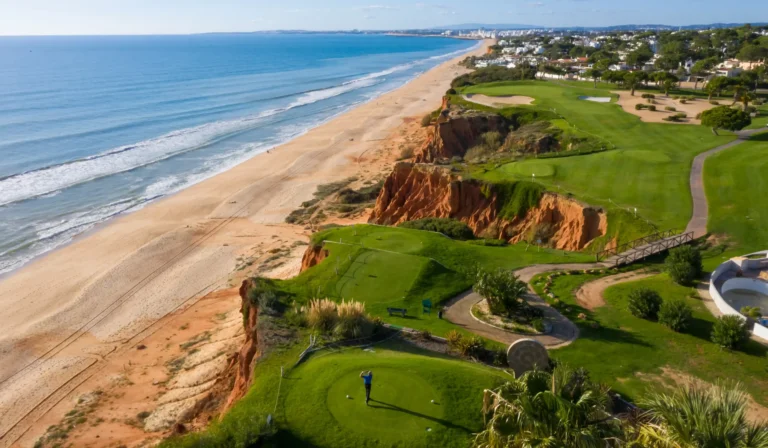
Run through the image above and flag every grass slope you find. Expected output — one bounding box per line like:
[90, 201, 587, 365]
[280, 224, 592, 338]
[532, 271, 768, 406]
[463, 81, 736, 233]
[278, 340, 506, 447]
[165, 338, 507, 448]
[705, 135, 768, 251]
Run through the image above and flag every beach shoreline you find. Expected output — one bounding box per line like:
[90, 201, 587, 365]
[0, 39, 489, 447]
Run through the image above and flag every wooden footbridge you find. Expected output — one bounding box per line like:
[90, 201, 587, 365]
[596, 229, 695, 267]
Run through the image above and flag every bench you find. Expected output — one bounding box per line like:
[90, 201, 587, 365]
[386, 307, 407, 317]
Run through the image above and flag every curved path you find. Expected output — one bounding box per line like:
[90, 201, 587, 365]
[444, 128, 765, 348]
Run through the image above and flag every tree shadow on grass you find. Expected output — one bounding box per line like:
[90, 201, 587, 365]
[367, 399, 472, 433]
[749, 132, 768, 142]
[684, 317, 715, 343]
[267, 429, 320, 448]
[576, 325, 653, 348]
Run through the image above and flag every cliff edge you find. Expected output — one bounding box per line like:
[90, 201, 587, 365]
[369, 163, 606, 251]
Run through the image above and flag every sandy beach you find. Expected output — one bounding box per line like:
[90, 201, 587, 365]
[0, 40, 488, 447]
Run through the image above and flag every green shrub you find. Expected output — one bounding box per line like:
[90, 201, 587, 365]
[485, 181, 544, 220]
[741, 306, 762, 319]
[446, 330, 463, 350]
[473, 268, 529, 317]
[648, 105, 657, 112]
[710, 100, 720, 105]
[665, 245, 703, 286]
[492, 349, 508, 367]
[398, 217, 474, 240]
[680, 99, 687, 104]
[532, 318, 546, 333]
[467, 238, 508, 247]
[446, 88, 457, 95]
[642, 93, 656, 99]
[336, 182, 383, 204]
[635, 103, 645, 110]
[421, 113, 432, 127]
[711, 315, 749, 349]
[457, 335, 485, 357]
[665, 106, 677, 111]
[628, 287, 663, 319]
[658, 299, 693, 332]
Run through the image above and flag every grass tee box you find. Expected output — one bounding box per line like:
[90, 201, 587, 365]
[276, 339, 507, 447]
[278, 225, 591, 337]
[461, 81, 736, 232]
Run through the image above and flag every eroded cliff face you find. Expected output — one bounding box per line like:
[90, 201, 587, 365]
[369, 163, 606, 251]
[300, 244, 328, 273]
[224, 279, 259, 408]
[415, 108, 507, 163]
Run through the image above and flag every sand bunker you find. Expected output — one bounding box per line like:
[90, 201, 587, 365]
[613, 91, 719, 125]
[463, 94, 534, 108]
[579, 96, 612, 103]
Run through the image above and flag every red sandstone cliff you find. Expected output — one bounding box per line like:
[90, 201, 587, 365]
[224, 279, 259, 408]
[415, 108, 507, 163]
[300, 244, 328, 272]
[369, 163, 606, 251]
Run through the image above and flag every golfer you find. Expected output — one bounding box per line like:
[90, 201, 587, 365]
[360, 370, 373, 404]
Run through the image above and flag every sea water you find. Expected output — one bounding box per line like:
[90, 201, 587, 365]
[0, 34, 477, 275]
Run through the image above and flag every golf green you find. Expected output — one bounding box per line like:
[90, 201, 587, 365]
[327, 367, 443, 439]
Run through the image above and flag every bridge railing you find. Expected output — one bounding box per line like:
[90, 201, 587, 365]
[595, 229, 678, 262]
[611, 231, 695, 267]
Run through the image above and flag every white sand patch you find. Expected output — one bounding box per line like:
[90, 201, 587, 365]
[462, 94, 534, 108]
[578, 96, 612, 103]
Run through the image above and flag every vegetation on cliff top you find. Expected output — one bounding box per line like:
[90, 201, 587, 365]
[482, 180, 545, 221]
[398, 217, 475, 240]
[465, 81, 736, 233]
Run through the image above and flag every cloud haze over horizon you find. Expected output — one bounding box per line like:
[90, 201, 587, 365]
[1, 0, 766, 36]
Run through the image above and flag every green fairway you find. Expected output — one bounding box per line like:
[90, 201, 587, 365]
[462, 81, 736, 233]
[704, 136, 768, 251]
[277, 224, 592, 338]
[531, 271, 768, 406]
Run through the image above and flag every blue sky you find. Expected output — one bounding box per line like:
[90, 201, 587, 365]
[0, 0, 765, 35]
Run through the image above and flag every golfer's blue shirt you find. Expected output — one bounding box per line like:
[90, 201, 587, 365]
[363, 373, 373, 385]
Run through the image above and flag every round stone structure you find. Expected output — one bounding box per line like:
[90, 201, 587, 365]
[506, 338, 549, 377]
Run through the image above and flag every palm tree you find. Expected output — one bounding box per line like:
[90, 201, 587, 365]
[631, 381, 768, 447]
[474, 366, 620, 448]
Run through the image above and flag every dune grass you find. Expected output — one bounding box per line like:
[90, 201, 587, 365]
[704, 135, 768, 252]
[531, 271, 768, 406]
[462, 81, 736, 232]
[278, 224, 592, 338]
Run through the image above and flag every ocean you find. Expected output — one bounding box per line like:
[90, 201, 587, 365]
[0, 33, 477, 275]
